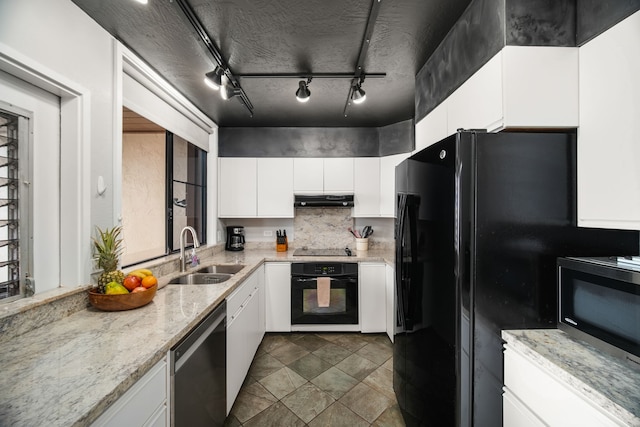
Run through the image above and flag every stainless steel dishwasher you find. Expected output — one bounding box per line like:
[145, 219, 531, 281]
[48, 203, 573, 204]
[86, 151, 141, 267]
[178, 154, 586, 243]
[170, 301, 226, 427]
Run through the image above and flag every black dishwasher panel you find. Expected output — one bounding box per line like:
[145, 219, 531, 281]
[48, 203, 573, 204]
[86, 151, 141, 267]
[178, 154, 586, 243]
[171, 301, 226, 427]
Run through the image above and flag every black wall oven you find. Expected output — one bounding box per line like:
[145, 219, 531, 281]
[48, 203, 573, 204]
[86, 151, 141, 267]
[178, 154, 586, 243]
[291, 262, 358, 325]
[558, 257, 640, 367]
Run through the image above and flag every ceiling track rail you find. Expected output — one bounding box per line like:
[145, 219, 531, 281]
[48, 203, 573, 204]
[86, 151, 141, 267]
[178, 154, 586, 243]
[343, 0, 383, 118]
[236, 73, 386, 79]
[174, 0, 254, 116]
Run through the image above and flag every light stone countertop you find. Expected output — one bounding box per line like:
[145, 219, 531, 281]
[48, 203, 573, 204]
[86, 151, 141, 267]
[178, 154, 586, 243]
[0, 247, 393, 427]
[502, 329, 640, 426]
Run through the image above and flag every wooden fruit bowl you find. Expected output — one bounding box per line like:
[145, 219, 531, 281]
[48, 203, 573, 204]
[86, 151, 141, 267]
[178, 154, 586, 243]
[88, 284, 157, 311]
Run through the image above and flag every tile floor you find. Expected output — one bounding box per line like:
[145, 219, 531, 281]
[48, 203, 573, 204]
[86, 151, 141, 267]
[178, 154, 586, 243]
[224, 332, 406, 426]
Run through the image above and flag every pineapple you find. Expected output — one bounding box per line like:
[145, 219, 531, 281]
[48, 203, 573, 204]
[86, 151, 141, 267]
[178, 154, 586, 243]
[93, 226, 125, 293]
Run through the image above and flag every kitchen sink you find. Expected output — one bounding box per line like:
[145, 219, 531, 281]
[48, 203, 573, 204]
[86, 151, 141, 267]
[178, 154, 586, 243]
[196, 264, 245, 275]
[168, 273, 233, 285]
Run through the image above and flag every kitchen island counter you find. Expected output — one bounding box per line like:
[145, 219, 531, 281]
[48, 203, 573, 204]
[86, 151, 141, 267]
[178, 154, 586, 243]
[502, 329, 640, 426]
[0, 246, 393, 427]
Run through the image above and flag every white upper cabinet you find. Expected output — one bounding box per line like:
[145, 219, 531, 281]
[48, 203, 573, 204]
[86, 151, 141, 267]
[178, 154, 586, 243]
[380, 153, 409, 217]
[502, 46, 578, 128]
[323, 158, 354, 193]
[445, 46, 579, 137]
[257, 158, 294, 217]
[354, 154, 410, 218]
[293, 158, 354, 194]
[293, 158, 324, 194]
[353, 158, 381, 217]
[447, 51, 504, 134]
[219, 157, 293, 218]
[218, 158, 257, 217]
[577, 11, 640, 230]
[414, 100, 448, 154]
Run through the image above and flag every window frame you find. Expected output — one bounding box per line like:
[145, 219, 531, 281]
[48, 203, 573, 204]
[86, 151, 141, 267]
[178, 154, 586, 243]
[166, 131, 207, 253]
[0, 101, 34, 302]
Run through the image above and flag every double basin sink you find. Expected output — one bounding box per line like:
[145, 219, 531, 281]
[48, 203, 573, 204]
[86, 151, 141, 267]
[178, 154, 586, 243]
[168, 264, 245, 285]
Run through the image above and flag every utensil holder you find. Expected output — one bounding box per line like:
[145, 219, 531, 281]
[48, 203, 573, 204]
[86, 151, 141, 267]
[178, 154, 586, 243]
[355, 238, 369, 251]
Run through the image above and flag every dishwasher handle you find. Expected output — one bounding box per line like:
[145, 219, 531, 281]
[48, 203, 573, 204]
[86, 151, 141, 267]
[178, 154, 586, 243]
[172, 301, 226, 373]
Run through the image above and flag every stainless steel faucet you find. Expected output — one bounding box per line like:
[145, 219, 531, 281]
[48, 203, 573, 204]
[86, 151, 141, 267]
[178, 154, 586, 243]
[179, 226, 200, 272]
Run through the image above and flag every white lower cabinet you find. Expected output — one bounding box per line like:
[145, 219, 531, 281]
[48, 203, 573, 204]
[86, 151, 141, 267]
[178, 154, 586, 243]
[359, 263, 386, 333]
[91, 357, 168, 427]
[503, 344, 625, 426]
[226, 266, 265, 414]
[264, 262, 291, 332]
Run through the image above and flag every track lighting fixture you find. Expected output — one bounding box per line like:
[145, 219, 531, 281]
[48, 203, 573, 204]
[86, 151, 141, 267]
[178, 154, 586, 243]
[296, 78, 312, 103]
[351, 82, 366, 104]
[204, 67, 224, 90]
[220, 75, 241, 100]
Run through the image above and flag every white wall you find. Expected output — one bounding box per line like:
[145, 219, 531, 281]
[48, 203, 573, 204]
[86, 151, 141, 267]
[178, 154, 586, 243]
[0, 0, 216, 292]
[0, 0, 115, 291]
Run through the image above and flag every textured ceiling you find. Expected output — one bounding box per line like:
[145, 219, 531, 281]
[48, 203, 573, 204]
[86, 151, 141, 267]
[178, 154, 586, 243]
[72, 0, 472, 127]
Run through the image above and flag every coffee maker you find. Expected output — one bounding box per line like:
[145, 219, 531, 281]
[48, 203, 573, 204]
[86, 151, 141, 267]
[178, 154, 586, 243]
[225, 226, 245, 251]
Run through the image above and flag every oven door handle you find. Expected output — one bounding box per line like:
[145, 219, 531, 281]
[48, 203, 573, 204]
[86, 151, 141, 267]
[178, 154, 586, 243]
[292, 277, 353, 282]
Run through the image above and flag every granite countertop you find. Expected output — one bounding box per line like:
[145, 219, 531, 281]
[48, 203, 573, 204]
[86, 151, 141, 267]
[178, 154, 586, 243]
[0, 247, 393, 427]
[502, 329, 640, 426]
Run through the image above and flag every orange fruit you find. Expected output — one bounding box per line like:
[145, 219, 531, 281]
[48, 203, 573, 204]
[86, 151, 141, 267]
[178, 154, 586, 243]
[141, 275, 158, 288]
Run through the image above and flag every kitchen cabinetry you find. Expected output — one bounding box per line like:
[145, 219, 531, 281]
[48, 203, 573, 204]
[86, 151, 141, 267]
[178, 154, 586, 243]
[354, 154, 409, 217]
[359, 262, 386, 333]
[257, 158, 294, 217]
[264, 262, 291, 332]
[218, 158, 257, 217]
[380, 153, 409, 217]
[226, 266, 265, 414]
[293, 158, 354, 194]
[577, 11, 640, 230]
[414, 101, 448, 154]
[91, 357, 168, 427]
[503, 343, 624, 427]
[219, 158, 293, 218]
[442, 46, 579, 135]
[353, 158, 380, 217]
[385, 264, 395, 342]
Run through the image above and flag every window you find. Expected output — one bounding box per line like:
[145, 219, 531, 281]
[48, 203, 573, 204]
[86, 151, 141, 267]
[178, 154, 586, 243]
[0, 105, 33, 301]
[168, 133, 206, 251]
[121, 108, 206, 266]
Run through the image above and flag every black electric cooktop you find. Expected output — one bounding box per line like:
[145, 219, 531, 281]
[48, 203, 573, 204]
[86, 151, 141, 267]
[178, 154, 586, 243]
[292, 248, 352, 257]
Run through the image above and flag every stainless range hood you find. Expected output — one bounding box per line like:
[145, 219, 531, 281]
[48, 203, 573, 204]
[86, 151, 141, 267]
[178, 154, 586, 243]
[294, 194, 354, 208]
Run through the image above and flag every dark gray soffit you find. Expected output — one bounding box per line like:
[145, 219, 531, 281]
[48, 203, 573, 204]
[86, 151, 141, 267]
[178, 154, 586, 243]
[218, 120, 413, 158]
[415, 0, 506, 123]
[577, 0, 640, 45]
[506, 0, 576, 46]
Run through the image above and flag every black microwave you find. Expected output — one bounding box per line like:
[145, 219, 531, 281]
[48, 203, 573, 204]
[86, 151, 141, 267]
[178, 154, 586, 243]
[558, 257, 640, 367]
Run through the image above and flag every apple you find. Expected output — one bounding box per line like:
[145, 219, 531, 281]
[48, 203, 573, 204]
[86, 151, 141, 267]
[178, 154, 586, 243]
[132, 286, 147, 293]
[123, 275, 142, 291]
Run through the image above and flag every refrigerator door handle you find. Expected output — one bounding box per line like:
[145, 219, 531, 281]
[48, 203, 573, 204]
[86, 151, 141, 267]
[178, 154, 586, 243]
[396, 193, 418, 331]
[395, 194, 408, 330]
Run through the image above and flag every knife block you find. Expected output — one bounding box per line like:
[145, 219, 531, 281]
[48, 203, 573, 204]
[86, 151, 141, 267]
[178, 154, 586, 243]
[276, 234, 288, 252]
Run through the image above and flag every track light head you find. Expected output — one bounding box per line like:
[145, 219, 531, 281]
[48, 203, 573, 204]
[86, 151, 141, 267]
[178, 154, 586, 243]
[220, 75, 241, 100]
[352, 83, 366, 104]
[204, 67, 224, 90]
[295, 78, 311, 103]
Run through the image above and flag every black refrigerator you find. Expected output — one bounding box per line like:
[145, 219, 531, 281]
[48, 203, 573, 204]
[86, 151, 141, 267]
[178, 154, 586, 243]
[393, 130, 639, 427]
